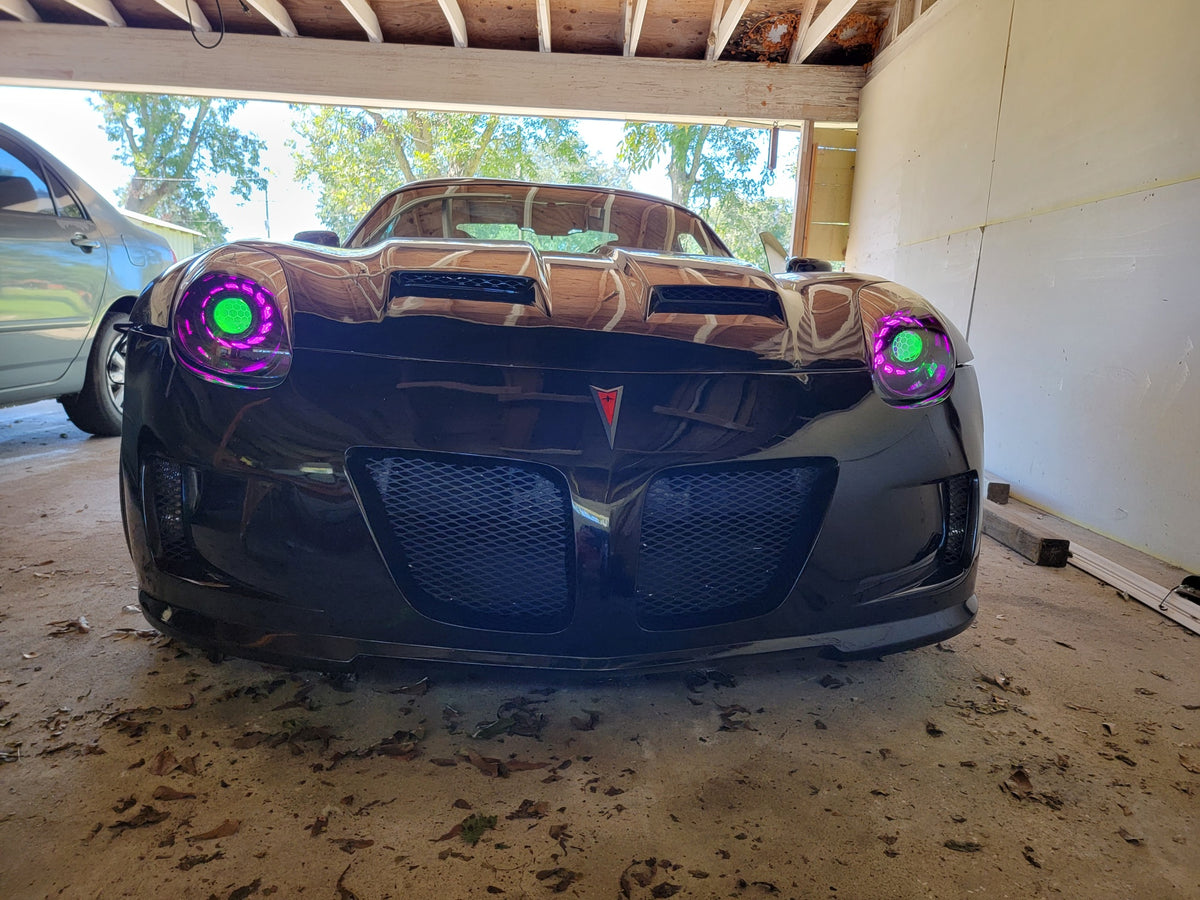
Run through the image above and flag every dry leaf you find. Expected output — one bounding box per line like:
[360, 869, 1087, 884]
[152, 785, 196, 801]
[189, 818, 239, 841]
[109, 805, 168, 831]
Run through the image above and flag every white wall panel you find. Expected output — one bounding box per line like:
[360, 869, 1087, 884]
[891, 228, 984, 334]
[850, 0, 1200, 570]
[989, 0, 1200, 223]
[972, 181, 1200, 567]
[847, 0, 1010, 253]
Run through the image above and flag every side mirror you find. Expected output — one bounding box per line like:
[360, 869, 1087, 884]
[759, 231, 788, 273]
[786, 257, 833, 273]
[293, 230, 340, 247]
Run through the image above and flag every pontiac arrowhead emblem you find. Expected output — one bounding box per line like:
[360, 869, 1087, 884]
[590, 385, 623, 449]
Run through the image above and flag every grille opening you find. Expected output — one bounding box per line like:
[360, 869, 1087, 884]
[348, 449, 575, 632]
[634, 459, 838, 629]
[391, 270, 537, 305]
[939, 472, 977, 567]
[142, 455, 196, 567]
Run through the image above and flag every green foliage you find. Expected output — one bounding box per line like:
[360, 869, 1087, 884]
[701, 195, 794, 271]
[459, 814, 497, 846]
[92, 93, 266, 247]
[618, 123, 788, 269]
[290, 108, 628, 237]
[617, 123, 772, 208]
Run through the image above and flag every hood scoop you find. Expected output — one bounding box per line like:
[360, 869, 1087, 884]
[392, 270, 538, 306]
[646, 284, 784, 323]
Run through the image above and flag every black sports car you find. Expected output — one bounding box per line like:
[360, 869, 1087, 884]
[119, 179, 982, 670]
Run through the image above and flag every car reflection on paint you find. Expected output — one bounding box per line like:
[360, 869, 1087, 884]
[119, 178, 983, 671]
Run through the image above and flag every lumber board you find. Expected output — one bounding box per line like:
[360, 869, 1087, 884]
[1068, 545, 1200, 636]
[0, 22, 863, 126]
[982, 498, 1070, 567]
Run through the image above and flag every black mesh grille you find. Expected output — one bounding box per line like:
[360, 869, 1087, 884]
[145, 456, 192, 563]
[392, 271, 537, 305]
[939, 473, 975, 566]
[349, 451, 574, 632]
[635, 460, 837, 629]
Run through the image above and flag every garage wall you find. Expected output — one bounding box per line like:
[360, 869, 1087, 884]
[847, 0, 1200, 571]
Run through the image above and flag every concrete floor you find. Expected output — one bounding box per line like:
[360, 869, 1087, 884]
[1, 401, 1197, 899]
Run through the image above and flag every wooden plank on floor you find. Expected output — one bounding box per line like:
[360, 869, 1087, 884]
[982, 498, 1070, 567]
[1068, 544, 1200, 636]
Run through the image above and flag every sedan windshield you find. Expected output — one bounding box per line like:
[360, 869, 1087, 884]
[348, 182, 731, 257]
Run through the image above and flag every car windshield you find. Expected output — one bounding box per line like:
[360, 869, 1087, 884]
[347, 182, 731, 257]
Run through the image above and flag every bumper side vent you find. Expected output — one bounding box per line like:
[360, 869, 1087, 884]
[635, 459, 838, 629]
[142, 455, 194, 566]
[348, 449, 575, 633]
[939, 472, 977, 568]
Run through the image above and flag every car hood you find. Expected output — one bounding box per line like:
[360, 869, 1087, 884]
[147, 240, 909, 373]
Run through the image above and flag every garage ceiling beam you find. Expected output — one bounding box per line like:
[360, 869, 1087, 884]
[62, 0, 125, 27]
[436, 0, 469, 49]
[0, 23, 863, 126]
[793, 0, 856, 63]
[0, 0, 39, 22]
[337, 0, 383, 44]
[787, 0, 818, 65]
[149, 0, 211, 33]
[706, 0, 751, 61]
[242, 0, 298, 38]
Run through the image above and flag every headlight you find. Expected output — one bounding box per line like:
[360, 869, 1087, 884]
[870, 310, 955, 406]
[171, 248, 292, 388]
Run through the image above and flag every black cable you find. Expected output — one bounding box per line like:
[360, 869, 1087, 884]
[188, 0, 226, 50]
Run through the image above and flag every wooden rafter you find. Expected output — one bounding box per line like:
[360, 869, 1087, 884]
[0, 0, 41, 21]
[62, 0, 125, 27]
[242, 0, 298, 38]
[624, 0, 648, 58]
[148, 0, 212, 33]
[792, 0, 857, 64]
[436, 0, 468, 48]
[706, 0, 751, 61]
[535, 0, 551, 53]
[786, 0, 818, 65]
[337, 0, 382, 44]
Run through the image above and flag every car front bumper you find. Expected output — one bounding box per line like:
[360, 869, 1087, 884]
[120, 334, 983, 670]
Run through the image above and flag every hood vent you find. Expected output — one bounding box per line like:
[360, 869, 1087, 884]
[647, 285, 784, 323]
[392, 270, 537, 305]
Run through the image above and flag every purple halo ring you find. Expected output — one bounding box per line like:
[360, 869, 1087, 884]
[870, 310, 956, 406]
[173, 271, 291, 388]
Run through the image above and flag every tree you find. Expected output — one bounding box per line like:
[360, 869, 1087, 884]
[92, 94, 266, 247]
[702, 195, 793, 271]
[290, 107, 627, 237]
[617, 123, 770, 208]
[618, 123, 786, 269]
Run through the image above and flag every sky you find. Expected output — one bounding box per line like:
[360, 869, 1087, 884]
[0, 86, 799, 242]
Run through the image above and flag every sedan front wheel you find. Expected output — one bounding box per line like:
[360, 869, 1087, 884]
[61, 308, 129, 436]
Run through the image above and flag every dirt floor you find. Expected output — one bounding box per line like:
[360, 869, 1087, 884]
[1, 401, 1197, 900]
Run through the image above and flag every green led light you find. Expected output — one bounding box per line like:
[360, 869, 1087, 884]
[891, 329, 925, 364]
[212, 296, 254, 336]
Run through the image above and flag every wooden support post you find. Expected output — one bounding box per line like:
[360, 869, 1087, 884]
[789, 120, 816, 257]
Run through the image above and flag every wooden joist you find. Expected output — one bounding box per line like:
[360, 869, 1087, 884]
[982, 498, 1070, 567]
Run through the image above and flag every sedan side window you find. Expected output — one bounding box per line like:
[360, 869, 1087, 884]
[0, 141, 55, 216]
[47, 170, 86, 219]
